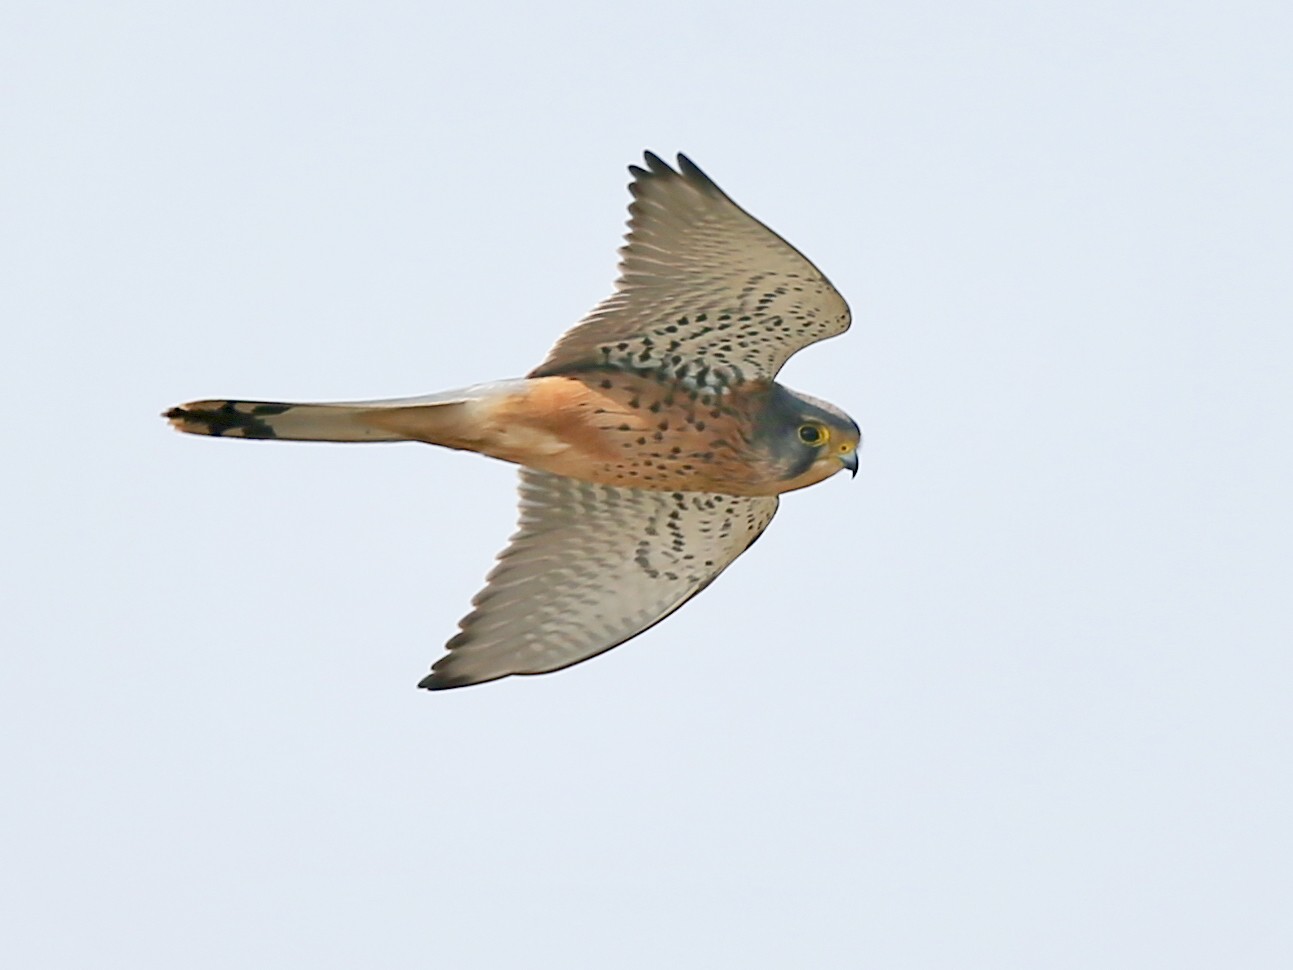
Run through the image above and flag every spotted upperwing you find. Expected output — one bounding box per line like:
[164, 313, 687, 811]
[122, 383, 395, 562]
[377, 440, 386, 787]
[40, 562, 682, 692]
[421, 469, 779, 689]
[530, 152, 851, 392]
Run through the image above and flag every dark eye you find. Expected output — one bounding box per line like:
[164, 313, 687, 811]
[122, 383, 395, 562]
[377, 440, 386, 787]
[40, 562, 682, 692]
[798, 423, 823, 445]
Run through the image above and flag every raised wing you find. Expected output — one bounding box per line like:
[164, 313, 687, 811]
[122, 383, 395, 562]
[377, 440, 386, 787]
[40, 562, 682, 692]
[529, 153, 850, 389]
[420, 468, 778, 690]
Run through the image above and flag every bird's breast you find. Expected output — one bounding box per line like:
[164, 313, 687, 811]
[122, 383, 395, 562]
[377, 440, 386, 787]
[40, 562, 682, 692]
[470, 374, 780, 494]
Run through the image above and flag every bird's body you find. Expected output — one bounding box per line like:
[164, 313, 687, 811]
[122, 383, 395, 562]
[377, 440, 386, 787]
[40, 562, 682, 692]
[172, 373, 849, 497]
[167, 153, 861, 689]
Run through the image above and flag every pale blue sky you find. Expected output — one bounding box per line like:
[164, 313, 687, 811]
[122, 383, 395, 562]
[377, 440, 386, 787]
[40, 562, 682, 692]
[3, 2, 1291, 967]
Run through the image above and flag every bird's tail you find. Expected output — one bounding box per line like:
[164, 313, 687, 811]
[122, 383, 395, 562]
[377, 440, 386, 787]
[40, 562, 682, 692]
[164, 382, 523, 444]
[164, 399, 409, 441]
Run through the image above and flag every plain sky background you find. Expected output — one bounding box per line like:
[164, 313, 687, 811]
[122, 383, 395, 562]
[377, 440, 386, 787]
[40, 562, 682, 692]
[3, 1, 1291, 967]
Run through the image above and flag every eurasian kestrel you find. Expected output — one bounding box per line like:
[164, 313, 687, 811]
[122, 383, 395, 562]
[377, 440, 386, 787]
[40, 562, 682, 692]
[167, 153, 861, 689]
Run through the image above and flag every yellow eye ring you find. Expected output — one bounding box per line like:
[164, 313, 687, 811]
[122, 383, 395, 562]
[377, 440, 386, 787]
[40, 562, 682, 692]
[798, 423, 829, 446]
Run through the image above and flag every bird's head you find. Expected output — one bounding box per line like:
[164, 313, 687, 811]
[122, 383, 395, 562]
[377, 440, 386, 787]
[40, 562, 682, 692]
[756, 385, 861, 492]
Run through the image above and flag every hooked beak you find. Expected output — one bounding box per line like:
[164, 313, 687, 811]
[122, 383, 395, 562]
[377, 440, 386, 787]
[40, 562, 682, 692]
[840, 450, 858, 478]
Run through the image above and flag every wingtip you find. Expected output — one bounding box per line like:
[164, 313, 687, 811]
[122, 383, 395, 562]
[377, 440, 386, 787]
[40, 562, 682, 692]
[629, 151, 722, 198]
[641, 150, 670, 173]
[676, 153, 720, 194]
[629, 151, 673, 195]
[417, 666, 509, 691]
[637, 151, 697, 179]
[417, 670, 461, 691]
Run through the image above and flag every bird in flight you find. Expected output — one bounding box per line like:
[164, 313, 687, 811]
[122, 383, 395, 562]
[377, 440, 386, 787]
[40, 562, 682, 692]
[166, 153, 860, 690]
